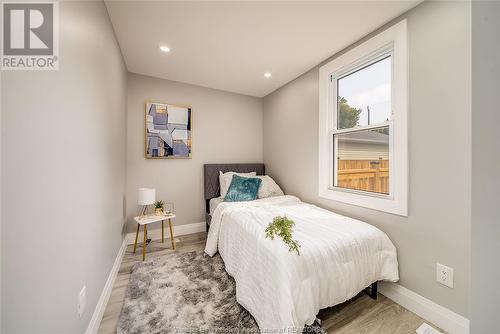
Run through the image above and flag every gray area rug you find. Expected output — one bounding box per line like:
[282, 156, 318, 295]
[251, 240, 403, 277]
[117, 250, 326, 334]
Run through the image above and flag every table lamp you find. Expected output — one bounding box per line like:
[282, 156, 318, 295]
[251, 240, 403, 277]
[138, 188, 155, 217]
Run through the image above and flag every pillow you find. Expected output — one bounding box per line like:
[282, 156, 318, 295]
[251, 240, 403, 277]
[255, 175, 284, 199]
[224, 175, 262, 202]
[219, 171, 257, 197]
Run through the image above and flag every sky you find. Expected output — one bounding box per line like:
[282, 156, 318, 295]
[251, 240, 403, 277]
[337, 56, 391, 127]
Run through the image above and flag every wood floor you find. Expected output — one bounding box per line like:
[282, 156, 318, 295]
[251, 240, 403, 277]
[98, 232, 441, 334]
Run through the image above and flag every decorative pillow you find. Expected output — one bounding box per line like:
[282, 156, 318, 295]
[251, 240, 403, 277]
[224, 175, 262, 202]
[219, 171, 257, 198]
[255, 175, 284, 199]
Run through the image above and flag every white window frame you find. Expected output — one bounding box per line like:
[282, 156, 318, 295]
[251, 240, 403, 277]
[318, 19, 408, 216]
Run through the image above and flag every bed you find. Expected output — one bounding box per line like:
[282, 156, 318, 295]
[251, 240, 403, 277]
[203, 163, 399, 331]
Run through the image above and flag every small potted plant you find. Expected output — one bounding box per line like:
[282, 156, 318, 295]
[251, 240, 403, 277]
[154, 200, 164, 215]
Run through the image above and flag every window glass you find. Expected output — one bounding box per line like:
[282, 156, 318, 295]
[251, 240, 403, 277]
[334, 126, 389, 194]
[337, 56, 391, 129]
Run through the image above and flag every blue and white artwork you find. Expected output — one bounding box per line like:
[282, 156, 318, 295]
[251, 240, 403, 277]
[146, 102, 192, 158]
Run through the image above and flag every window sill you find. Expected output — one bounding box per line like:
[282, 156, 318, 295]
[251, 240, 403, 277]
[318, 187, 407, 217]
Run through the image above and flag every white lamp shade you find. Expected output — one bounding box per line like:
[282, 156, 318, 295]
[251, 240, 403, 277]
[138, 188, 155, 205]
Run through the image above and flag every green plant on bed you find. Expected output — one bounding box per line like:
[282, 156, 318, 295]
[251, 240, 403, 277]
[265, 215, 301, 255]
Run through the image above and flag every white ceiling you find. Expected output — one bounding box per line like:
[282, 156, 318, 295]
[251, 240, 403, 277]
[105, 1, 420, 97]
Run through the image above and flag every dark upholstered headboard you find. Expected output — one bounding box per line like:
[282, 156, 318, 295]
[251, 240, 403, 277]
[204, 163, 265, 213]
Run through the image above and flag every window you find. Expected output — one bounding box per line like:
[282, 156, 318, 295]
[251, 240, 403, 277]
[318, 20, 408, 216]
[334, 56, 391, 195]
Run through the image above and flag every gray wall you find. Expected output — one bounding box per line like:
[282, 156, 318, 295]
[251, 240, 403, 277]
[471, 2, 500, 333]
[126, 73, 263, 232]
[1, 2, 127, 333]
[263, 1, 470, 317]
[0, 64, 2, 333]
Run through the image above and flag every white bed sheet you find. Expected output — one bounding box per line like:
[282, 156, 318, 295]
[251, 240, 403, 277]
[209, 197, 224, 215]
[205, 195, 399, 331]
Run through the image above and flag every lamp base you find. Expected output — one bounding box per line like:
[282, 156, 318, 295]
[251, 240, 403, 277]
[139, 205, 149, 219]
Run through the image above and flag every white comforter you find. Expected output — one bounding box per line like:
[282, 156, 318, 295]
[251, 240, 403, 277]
[205, 195, 399, 331]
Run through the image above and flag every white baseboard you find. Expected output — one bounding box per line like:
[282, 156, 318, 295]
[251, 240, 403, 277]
[125, 221, 206, 244]
[85, 238, 127, 334]
[379, 282, 469, 334]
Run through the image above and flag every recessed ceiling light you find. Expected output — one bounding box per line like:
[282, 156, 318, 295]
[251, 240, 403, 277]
[159, 45, 170, 53]
[264, 72, 272, 78]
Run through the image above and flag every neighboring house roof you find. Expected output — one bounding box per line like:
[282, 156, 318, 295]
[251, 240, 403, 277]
[339, 130, 389, 145]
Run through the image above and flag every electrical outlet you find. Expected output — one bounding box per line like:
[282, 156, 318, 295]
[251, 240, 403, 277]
[436, 263, 454, 288]
[78, 286, 87, 318]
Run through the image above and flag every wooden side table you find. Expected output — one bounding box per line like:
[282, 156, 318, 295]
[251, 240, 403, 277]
[133, 213, 176, 261]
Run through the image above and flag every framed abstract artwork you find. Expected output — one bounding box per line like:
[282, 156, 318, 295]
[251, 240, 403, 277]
[145, 102, 192, 159]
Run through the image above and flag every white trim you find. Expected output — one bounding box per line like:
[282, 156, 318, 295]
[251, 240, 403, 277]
[125, 221, 206, 244]
[379, 282, 470, 334]
[85, 238, 127, 334]
[318, 19, 408, 216]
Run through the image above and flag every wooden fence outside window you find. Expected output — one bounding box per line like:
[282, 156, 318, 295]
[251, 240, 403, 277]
[337, 159, 389, 194]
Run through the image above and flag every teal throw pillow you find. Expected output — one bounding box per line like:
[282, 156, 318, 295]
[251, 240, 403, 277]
[224, 175, 262, 202]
